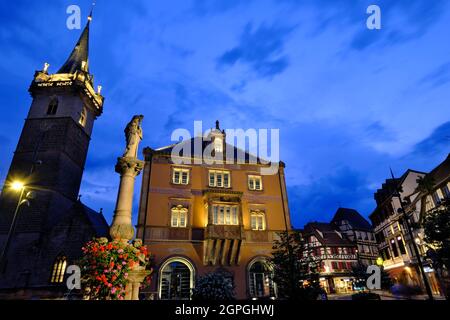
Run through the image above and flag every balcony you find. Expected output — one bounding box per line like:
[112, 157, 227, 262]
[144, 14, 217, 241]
[203, 224, 245, 266]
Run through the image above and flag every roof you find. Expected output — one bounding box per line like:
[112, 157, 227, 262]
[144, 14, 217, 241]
[75, 201, 109, 237]
[57, 17, 90, 74]
[146, 121, 282, 166]
[303, 222, 354, 246]
[424, 153, 450, 187]
[370, 169, 426, 219]
[331, 207, 373, 231]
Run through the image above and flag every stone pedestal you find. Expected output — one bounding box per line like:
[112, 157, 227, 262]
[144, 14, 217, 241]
[110, 157, 144, 242]
[124, 268, 151, 300]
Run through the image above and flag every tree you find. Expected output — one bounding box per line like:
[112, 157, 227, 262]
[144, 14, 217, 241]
[422, 198, 450, 298]
[191, 271, 235, 301]
[270, 231, 323, 300]
[423, 198, 450, 269]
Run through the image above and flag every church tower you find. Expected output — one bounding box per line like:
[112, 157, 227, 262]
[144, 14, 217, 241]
[0, 13, 107, 298]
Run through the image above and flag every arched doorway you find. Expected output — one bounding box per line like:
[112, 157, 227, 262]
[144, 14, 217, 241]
[248, 258, 276, 298]
[159, 257, 195, 300]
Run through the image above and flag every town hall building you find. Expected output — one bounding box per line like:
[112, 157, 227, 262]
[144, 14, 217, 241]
[136, 123, 293, 299]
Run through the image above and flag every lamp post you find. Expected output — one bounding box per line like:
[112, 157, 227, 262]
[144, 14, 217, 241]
[0, 181, 30, 273]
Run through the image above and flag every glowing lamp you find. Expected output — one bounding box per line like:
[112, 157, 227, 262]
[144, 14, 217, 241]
[376, 257, 384, 266]
[11, 181, 24, 191]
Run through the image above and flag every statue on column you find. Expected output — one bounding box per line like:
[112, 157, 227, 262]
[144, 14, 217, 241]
[123, 115, 144, 158]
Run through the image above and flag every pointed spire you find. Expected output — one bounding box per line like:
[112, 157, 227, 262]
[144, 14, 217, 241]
[57, 10, 93, 74]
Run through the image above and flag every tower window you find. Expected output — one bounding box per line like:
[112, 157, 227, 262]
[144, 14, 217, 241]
[50, 255, 67, 283]
[79, 107, 87, 127]
[47, 98, 58, 115]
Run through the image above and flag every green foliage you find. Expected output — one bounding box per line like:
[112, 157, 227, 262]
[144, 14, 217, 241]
[191, 271, 235, 301]
[416, 176, 436, 194]
[423, 198, 450, 269]
[270, 231, 323, 300]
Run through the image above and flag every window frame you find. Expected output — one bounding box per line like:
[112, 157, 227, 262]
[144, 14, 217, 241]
[79, 107, 87, 127]
[172, 167, 190, 185]
[208, 170, 231, 188]
[50, 255, 67, 284]
[250, 210, 266, 231]
[46, 98, 58, 115]
[211, 204, 239, 225]
[170, 205, 188, 228]
[248, 175, 263, 191]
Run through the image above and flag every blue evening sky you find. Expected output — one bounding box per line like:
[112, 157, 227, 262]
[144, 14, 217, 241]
[0, 0, 449, 228]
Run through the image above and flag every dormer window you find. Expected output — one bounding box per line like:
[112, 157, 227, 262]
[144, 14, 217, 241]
[214, 137, 223, 153]
[47, 98, 58, 115]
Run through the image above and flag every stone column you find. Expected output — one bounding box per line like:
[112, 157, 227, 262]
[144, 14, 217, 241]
[110, 157, 144, 242]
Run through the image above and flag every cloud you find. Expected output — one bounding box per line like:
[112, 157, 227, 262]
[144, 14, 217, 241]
[288, 166, 374, 228]
[192, 0, 252, 16]
[216, 22, 295, 79]
[408, 121, 450, 157]
[349, 0, 447, 50]
[419, 62, 450, 89]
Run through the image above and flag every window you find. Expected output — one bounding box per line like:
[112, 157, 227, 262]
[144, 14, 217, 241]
[172, 168, 189, 185]
[47, 98, 58, 115]
[50, 255, 67, 283]
[331, 262, 338, 270]
[212, 204, 238, 225]
[397, 236, 406, 255]
[159, 258, 194, 300]
[248, 259, 276, 298]
[79, 107, 87, 127]
[250, 211, 265, 230]
[248, 175, 263, 191]
[214, 137, 223, 153]
[171, 206, 188, 227]
[443, 184, 450, 198]
[208, 170, 230, 188]
[390, 239, 399, 257]
[432, 192, 441, 206]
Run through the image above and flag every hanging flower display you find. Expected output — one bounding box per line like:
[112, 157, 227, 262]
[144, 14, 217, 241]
[80, 237, 153, 300]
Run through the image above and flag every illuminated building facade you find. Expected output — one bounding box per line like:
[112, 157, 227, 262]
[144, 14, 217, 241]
[369, 169, 443, 294]
[302, 222, 358, 294]
[331, 208, 378, 267]
[136, 122, 292, 299]
[403, 154, 450, 296]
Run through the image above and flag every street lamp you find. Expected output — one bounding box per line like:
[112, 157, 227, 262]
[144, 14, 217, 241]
[0, 180, 31, 273]
[11, 181, 24, 191]
[376, 257, 384, 267]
